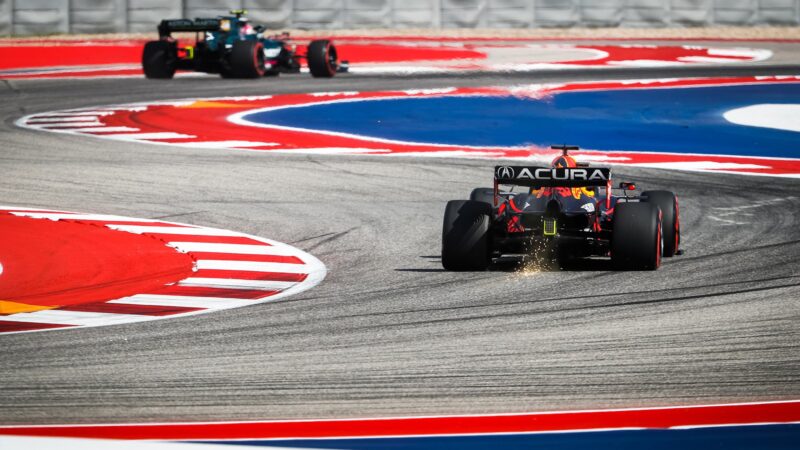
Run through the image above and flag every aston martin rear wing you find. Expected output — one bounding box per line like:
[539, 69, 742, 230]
[158, 18, 221, 38]
[494, 166, 611, 188]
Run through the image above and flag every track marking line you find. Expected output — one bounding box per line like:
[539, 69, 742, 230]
[108, 295, 258, 309]
[194, 260, 308, 272]
[0, 310, 152, 326]
[11, 212, 158, 222]
[168, 242, 298, 256]
[169, 140, 280, 148]
[178, 277, 297, 290]
[34, 121, 104, 128]
[26, 116, 102, 123]
[29, 111, 115, 117]
[103, 132, 195, 140]
[73, 126, 141, 133]
[18, 77, 799, 177]
[0, 400, 796, 442]
[106, 225, 242, 236]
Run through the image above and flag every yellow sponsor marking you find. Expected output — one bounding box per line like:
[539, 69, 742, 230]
[571, 187, 596, 200]
[0, 301, 57, 315]
[177, 101, 242, 109]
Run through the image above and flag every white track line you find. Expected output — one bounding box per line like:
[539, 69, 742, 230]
[26, 116, 101, 123]
[0, 310, 151, 326]
[104, 132, 195, 140]
[11, 212, 158, 222]
[170, 140, 279, 148]
[178, 278, 297, 290]
[109, 295, 257, 309]
[0, 436, 310, 450]
[106, 225, 242, 236]
[195, 260, 308, 273]
[73, 127, 141, 133]
[28, 111, 114, 117]
[168, 242, 297, 256]
[34, 121, 104, 128]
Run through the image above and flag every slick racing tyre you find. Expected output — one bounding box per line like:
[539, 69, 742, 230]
[142, 41, 177, 79]
[229, 40, 266, 78]
[469, 188, 495, 205]
[307, 40, 338, 78]
[611, 202, 662, 270]
[641, 190, 680, 257]
[442, 200, 492, 271]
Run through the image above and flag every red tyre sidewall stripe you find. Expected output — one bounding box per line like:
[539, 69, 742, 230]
[656, 209, 662, 268]
[325, 41, 335, 76]
[254, 43, 265, 76]
[674, 196, 681, 251]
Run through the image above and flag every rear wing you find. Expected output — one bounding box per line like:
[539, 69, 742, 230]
[158, 18, 221, 38]
[494, 166, 611, 188]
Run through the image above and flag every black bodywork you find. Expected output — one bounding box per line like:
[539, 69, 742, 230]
[490, 166, 616, 261]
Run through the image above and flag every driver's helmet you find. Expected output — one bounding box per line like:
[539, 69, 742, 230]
[551, 154, 577, 168]
[241, 22, 255, 35]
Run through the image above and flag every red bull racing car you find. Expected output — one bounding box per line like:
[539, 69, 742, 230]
[442, 145, 681, 270]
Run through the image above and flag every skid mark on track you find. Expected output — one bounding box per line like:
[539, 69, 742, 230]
[711, 196, 797, 214]
[677, 239, 800, 262]
[340, 274, 800, 323]
[708, 216, 749, 225]
[302, 227, 361, 252]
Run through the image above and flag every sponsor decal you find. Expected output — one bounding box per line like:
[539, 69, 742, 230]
[495, 166, 515, 179]
[495, 166, 611, 184]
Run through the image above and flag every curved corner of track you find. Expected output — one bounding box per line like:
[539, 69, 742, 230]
[0, 206, 326, 335]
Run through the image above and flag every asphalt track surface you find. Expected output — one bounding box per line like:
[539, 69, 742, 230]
[1, 61, 800, 425]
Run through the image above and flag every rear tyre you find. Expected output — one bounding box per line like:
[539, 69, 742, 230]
[611, 202, 662, 270]
[307, 40, 338, 78]
[641, 190, 680, 257]
[442, 200, 492, 271]
[469, 187, 495, 205]
[228, 40, 266, 78]
[142, 41, 177, 79]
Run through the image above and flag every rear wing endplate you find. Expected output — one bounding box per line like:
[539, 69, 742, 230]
[494, 166, 611, 188]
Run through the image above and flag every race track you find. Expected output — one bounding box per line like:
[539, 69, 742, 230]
[1, 62, 799, 425]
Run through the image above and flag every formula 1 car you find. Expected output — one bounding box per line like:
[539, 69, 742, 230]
[142, 10, 345, 79]
[442, 146, 681, 270]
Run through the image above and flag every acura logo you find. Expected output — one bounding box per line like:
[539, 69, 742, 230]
[496, 166, 515, 179]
